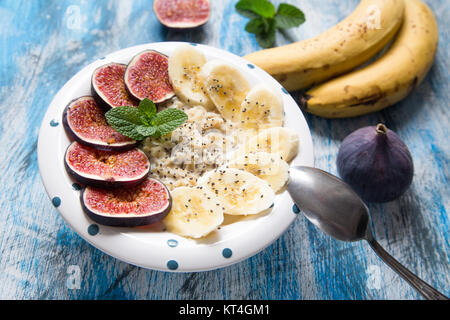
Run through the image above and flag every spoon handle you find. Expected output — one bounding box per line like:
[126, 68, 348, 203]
[366, 238, 448, 300]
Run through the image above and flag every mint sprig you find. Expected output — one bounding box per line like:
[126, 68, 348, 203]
[236, 0, 275, 19]
[105, 98, 188, 140]
[236, 0, 306, 48]
[275, 3, 305, 29]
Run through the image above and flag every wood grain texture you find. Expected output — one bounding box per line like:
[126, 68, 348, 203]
[0, 0, 448, 300]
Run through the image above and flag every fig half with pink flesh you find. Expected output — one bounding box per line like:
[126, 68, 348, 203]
[153, 0, 210, 28]
[65, 141, 150, 189]
[91, 63, 139, 109]
[81, 178, 172, 227]
[63, 96, 137, 151]
[124, 50, 175, 103]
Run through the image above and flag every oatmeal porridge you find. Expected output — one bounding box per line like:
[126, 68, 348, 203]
[141, 97, 240, 190]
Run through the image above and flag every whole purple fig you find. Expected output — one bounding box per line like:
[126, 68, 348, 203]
[337, 124, 414, 203]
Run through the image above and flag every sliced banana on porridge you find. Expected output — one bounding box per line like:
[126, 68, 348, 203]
[200, 60, 251, 121]
[227, 152, 289, 193]
[238, 127, 299, 163]
[237, 84, 284, 130]
[168, 45, 214, 109]
[164, 187, 224, 238]
[198, 168, 275, 216]
[143, 46, 303, 237]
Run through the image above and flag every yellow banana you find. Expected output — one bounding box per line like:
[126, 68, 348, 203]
[244, 0, 405, 91]
[301, 0, 438, 118]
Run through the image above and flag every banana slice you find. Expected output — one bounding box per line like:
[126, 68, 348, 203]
[238, 127, 299, 163]
[168, 45, 214, 109]
[198, 168, 275, 216]
[163, 187, 224, 238]
[227, 152, 289, 193]
[237, 84, 284, 130]
[202, 129, 227, 166]
[201, 60, 251, 121]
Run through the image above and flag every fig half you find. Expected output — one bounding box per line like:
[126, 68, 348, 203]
[91, 63, 139, 109]
[63, 96, 137, 151]
[153, 0, 210, 29]
[65, 141, 150, 189]
[81, 178, 172, 227]
[124, 50, 175, 103]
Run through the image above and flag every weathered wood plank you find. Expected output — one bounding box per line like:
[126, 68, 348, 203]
[0, 0, 448, 300]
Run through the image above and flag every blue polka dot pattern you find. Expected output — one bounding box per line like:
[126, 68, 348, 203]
[247, 64, 255, 69]
[88, 224, 99, 236]
[222, 248, 232, 258]
[52, 197, 61, 207]
[167, 239, 178, 248]
[50, 120, 59, 127]
[72, 183, 81, 191]
[189, 43, 198, 46]
[292, 204, 300, 214]
[281, 87, 289, 94]
[167, 260, 179, 270]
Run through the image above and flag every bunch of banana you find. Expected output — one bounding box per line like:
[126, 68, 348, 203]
[244, 0, 406, 91]
[300, 0, 439, 118]
[244, 0, 439, 118]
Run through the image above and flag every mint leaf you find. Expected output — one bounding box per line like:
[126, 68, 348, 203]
[245, 18, 265, 34]
[236, 0, 305, 49]
[236, 8, 260, 20]
[105, 106, 146, 140]
[138, 98, 157, 120]
[246, 17, 272, 34]
[236, 0, 275, 19]
[152, 108, 188, 137]
[105, 100, 188, 141]
[139, 114, 150, 126]
[106, 106, 142, 126]
[275, 3, 305, 29]
[136, 125, 157, 137]
[255, 18, 276, 48]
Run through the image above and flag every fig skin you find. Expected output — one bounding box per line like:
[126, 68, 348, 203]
[153, 0, 210, 29]
[81, 178, 172, 227]
[337, 124, 414, 203]
[91, 63, 139, 110]
[124, 50, 175, 103]
[64, 142, 150, 189]
[62, 96, 138, 152]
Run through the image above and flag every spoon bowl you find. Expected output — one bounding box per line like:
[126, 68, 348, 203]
[288, 166, 369, 242]
[287, 166, 448, 300]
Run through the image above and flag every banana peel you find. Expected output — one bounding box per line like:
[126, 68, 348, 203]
[301, 0, 438, 118]
[244, 0, 405, 91]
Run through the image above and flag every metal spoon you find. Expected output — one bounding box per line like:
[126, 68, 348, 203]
[287, 166, 448, 300]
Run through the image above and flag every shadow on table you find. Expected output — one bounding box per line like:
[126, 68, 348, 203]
[158, 24, 208, 44]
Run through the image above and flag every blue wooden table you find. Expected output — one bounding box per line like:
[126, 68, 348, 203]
[0, 0, 448, 300]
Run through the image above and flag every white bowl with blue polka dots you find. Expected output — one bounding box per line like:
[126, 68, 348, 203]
[37, 42, 314, 272]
